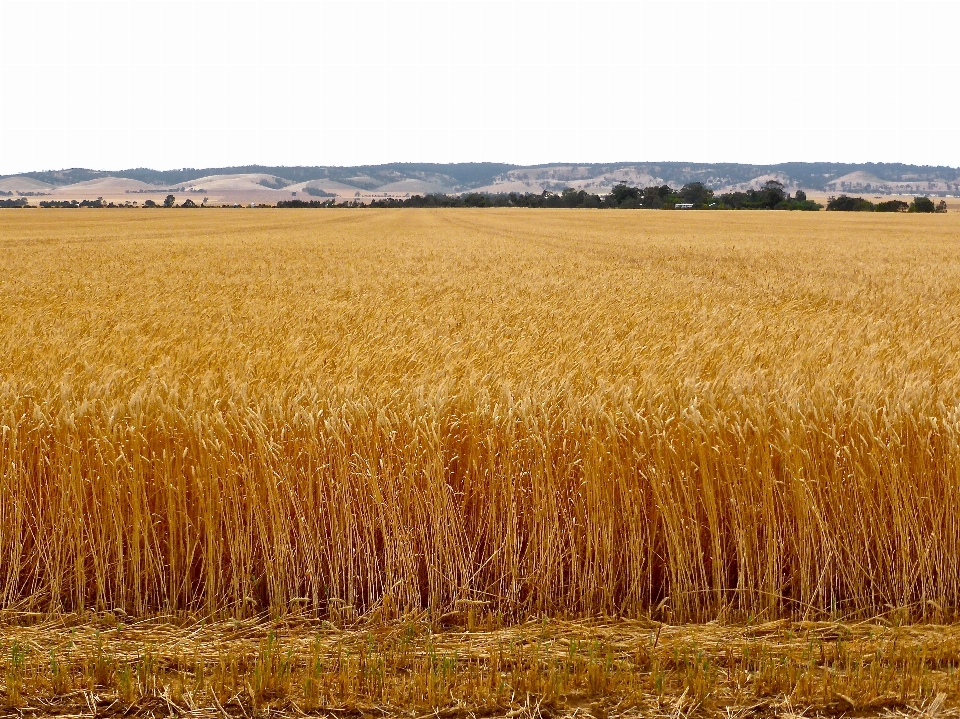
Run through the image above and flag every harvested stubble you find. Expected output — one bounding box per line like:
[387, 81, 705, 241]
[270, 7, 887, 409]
[3, 613, 960, 716]
[1, 209, 960, 622]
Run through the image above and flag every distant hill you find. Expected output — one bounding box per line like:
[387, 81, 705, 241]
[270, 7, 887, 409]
[1, 163, 518, 193]
[3, 162, 959, 200]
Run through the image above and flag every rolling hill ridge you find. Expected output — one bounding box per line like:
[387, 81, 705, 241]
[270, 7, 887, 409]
[3, 161, 958, 205]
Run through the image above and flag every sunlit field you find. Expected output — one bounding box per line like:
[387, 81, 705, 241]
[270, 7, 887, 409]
[2, 208, 960, 716]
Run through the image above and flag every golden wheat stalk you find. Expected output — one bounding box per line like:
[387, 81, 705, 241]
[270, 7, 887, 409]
[0, 209, 957, 621]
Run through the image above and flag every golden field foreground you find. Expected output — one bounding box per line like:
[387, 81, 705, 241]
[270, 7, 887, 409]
[1, 208, 960, 716]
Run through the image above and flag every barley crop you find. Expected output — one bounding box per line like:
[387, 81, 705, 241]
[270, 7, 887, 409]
[1, 209, 959, 622]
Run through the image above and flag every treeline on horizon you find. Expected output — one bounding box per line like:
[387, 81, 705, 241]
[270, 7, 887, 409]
[1, 183, 949, 212]
[826, 195, 947, 213]
[279, 181, 824, 211]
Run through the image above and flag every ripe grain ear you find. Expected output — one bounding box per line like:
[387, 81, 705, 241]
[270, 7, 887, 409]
[0, 208, 957, 623]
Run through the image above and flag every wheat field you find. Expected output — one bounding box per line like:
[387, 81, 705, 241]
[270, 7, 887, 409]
[2, 209, 960, 623]
[3, 208, 960, 714]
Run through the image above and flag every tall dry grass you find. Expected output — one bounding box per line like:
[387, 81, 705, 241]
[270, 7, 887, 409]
[1, 209, 959, 621]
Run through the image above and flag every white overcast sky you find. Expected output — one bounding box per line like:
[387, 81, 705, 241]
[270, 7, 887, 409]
[0, 0, 958, 174]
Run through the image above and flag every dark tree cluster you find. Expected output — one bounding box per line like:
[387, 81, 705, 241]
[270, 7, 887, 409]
[38, 198, 142, 208]
[39, 198, 106, 208]
[0, 198, 29, 208]
[277, 199, 337, 208]
[710, 182, 823, 210]
[875, 200, 910, 212]
[826, 195, 877, 212]
[363, 190, 604, 208]
[828, 195, 947, 213]
[303, 187, 336, 198]
[323, 180, 821, 211]
[139, 195, 202, 207]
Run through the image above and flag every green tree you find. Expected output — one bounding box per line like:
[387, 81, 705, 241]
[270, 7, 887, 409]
[609, 183, 641, 207]
[909, 196, 936, 213]
[163, 194, 176, 208]
[761, 180, 787, 208]
[876, 200, 909, 212]
[827, 195, 874, 211]
[679, 182, 713, 206]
